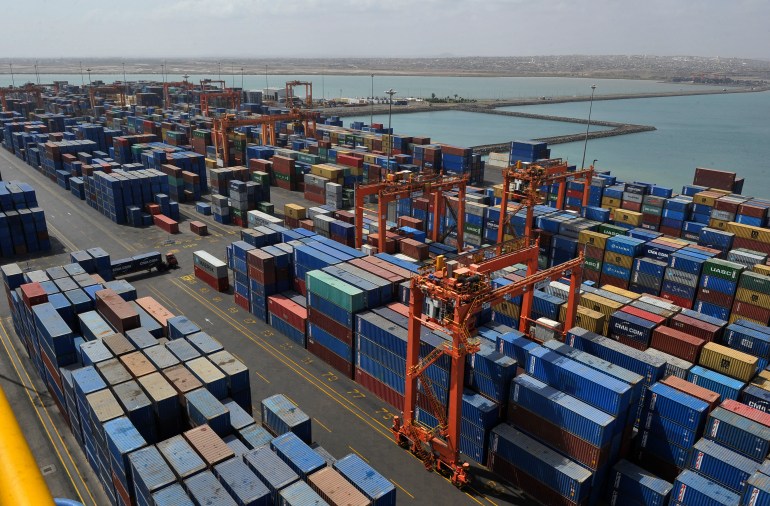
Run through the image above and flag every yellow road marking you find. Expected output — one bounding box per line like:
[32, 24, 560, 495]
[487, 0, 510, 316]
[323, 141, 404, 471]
[313, 417, 332, 433]
[391, 479, 416, 500]
[254, 371, 271, 384]
[348, 446, 369, 462]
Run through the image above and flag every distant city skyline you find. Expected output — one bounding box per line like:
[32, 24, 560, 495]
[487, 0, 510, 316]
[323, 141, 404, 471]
[1, 0, 768, 60]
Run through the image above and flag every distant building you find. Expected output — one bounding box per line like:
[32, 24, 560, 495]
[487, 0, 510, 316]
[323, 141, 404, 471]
[262, 87, 286, 101]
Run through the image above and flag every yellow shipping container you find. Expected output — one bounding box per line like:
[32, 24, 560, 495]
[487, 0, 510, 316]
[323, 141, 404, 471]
[735, 288, 770, 308]
[205, 158, 218, 169]
[311, 164, 344, 181]
[614, 209, 643, 226]
[363, 154, 379, 164]
[698, 342, 758, 382]
[757, 369, 770, 382]
[493, 301, 521, 319]
[726, 222, 770, 244]
[578, 230, 609, 249]
[600, 284, 641, 300]
[693, 191, 720, 207]
[493, 184, 504, 199]
[579, 293, 624, 318]
[729, 313, 765, 326]
[602, 197, 621, 208]
[754, 264, 770, 276]
[558, 305, 606, 334]
[603, 251, 634, 270]
[708, 218, 729, 231]
[284, 204, 306, 220]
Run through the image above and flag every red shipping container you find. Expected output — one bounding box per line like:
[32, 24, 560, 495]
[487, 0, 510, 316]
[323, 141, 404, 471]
[669, 314, 722, 342]
[621, 201, 642, 212]
[507, 404, 610, 471]
[721, 399, 770, 428]
[333, 210, 355, 224]
[299, 220, 314, 232]
[737, 202, 768, 219]
[189, 221, 208, 236]
[650, 327, 705, 363]
[307, 338, 353, 379]
[733, 237, 770, 255]
[616, 335, 647, 351]
[600, 274, 629, 290]
[359, 256, 413, 280]
[660, 376, 720, 411]
[659, 226, 682, 238]
[399, 238, 428, 260]
[732, 301, 770, 325]
[696, 287, 734, 308]
[308, 307, 353, 346]
[386, 302, 409, 317]
[153, 214, 179, 234]
[619, 306, 666, 326]
[96, 288, 140, 333]
[20, 282, 48, 308]
[268, 295, 307, 332]
[234, 292, 249, 311]
[194, 266, 229, 292]
[583, 269, 601, 283]
[293, 278, 306, 297]
[694, 167, 736, 191]
[659, 292, 693, 309]
[355, 367, 404, 411]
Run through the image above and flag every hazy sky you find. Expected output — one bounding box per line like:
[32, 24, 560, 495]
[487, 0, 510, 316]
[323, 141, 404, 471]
[2, 0, 768, 59]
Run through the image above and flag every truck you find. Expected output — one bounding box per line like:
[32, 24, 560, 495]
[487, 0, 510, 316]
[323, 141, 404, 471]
[110, 251, 178, 278]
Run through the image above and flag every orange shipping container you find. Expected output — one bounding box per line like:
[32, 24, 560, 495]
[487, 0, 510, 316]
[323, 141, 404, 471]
[135, 296, 175, 332]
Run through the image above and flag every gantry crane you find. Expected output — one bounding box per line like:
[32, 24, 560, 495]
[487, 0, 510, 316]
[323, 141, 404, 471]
[163, 80, 195, 109]
[285, 80, 313, 108]
[354, 172, 468, 250]
[392, 238, 584, 487]
[88, 85, 127, 110]
[496, 159, 594, 243]
[0, 84, 45, 111]
[199, 79, 241, 117]
[211, 110, 319, 166]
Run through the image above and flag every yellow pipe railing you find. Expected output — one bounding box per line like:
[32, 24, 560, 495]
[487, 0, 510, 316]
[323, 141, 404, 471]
[0, 384, 55, 506]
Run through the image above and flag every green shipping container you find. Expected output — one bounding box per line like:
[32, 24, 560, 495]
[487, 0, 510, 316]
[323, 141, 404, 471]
[298, 153, 321, 165]
[642, 204, 663, 216]
[584, 258, 602, 272]
[306, 271, 366, 313]
[702, 258, 744, 282]
[464, 223, 482, 236]
[251, 171, 270, 186]
[257, 202, 274, 215]
[739, 271, 770, 295]
[598, 224, 628, 237]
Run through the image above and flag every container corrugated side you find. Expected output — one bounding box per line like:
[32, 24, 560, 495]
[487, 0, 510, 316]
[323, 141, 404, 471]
[278, 480, 330, 506]
[705, 407, 770, 462]
[157, 435, 207, 480]
[688, 437, 760, 493]
[671, 469, 740, 505]
[213, 457, 271, 506]
[308, 466, 370, 506]
[184, 470, 238, 506]
[244, 446, 299, 503]
[608, 459, 672, 506]
[333, 453, 396, 506]
[699, 342, 758, 382]
[270, 432, 326, 479]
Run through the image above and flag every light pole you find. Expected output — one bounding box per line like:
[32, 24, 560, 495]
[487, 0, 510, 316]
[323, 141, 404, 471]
[218, 61, 221, 81]
[80, 61, 84, 86]
[34, 60, 39, 85]
[240, 67, 244, 90]
[385, 88, 397, 175]
[370, 74, 374, 126]
[86, 68, 92, 86]
[581, 84, 597, 170]
[122, 62, 127, 104]
[9, 62, 14, 87]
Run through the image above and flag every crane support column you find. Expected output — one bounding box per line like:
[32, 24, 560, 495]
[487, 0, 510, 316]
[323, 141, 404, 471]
[457, 183, 466, 249]
[582, 169, 593, 208]
[518, 250, 538, 334]
[432, 190, 442, 243]
[403, 278, 425, 426]
[497, 172, 510, 244]
[563, 259, 583, 335]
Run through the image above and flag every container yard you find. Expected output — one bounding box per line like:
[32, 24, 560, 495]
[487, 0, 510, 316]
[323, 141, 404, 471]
[3, 74, 770, 506]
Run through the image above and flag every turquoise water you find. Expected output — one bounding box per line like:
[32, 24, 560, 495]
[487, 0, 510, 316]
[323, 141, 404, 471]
[343, 110, 611, 147]
[500, 92, 770, 197]
[0, 73, 719, 100]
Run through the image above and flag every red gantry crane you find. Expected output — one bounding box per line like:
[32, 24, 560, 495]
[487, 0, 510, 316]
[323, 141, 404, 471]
[497, 159, 594, 243]
[199, 79, 241, 117]
[285, 80, 313, 108]
[391, 158, 589, 487]
[391, 238, 584, 487]
[0, 83, 46, 111]
[354, 171, 468, 251]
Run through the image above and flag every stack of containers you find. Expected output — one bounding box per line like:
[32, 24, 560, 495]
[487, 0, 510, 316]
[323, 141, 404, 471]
[578, 229, 609, 284]
[267, 294, 307, 347]
[694, 258, 745, 321]
[660, 197, 692, 237]
[661, 248, 710, 309]
[246, 249, 280, 322]
[728, 248, 768, 270]
[731, 270, 770, 325]
[499, 337, 637, 504]
[306, 270, 366, 378]
[210, 194, 230, 224]
[602, 235, 646, 289]
[640, 191, 669, 231]
[464, 202, 486, 248]
[228, 240, 255, 312]
[0, 181, 51, 257]
[606, 459, 673, 505]
[630, 255, 667, 296]
[635, 381, 711, 480]
[192, 251, 229, 292]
